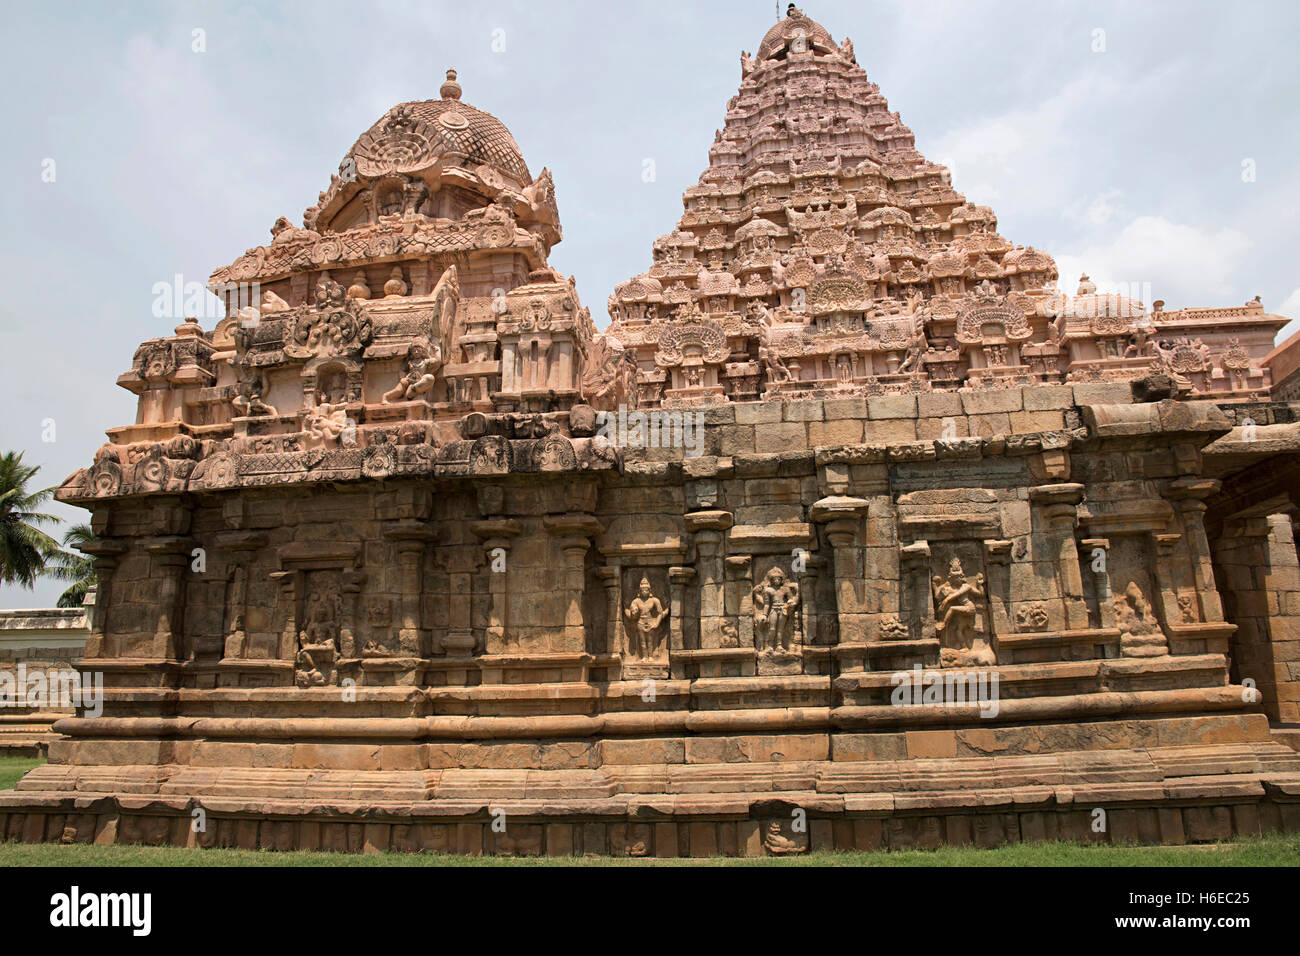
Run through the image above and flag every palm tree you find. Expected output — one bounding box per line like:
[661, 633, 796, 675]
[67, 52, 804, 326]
[0, 451, 62, 589]
[48, 523, 98, 608]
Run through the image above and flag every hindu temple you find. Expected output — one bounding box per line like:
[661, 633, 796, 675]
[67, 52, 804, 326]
[3, 6, 1299, 856]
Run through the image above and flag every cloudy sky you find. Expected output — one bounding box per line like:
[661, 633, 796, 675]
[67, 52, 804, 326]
[2, 0, 1297, 607]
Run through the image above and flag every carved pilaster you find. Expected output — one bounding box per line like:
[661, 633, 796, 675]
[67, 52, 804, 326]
[1163, 477, 1225, 623]
[143, 535, 196, 660]
[685, 509, 734, 649]
[214, 530, 267, 661]
[899, 540, 933, 642]
[1080, 537, 1116, 629]
[668, 566, 696, 674]
[724, 555, 753, 648]
[78, 539, 126, 658]
[543, 513, 605, 653]
[811, 496, 869, 643]
[384, 520, 438, 657]
[799, 553, 825, 646]
[269, 570, 297, 661]
[982, 539, 1013, 638]
[471, 518, 522, 656]
[1029, 483, 1089, 630]
[596, 566, 622, 657]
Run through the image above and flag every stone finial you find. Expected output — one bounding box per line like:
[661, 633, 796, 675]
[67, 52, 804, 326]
[384, 266, 408, 297]
[346, 270, 372, 300]
[441, 68, 462, 101]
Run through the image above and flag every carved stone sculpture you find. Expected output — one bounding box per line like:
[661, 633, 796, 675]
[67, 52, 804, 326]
[382, 342, 441, 403]
[752, 566, 800, 654]
[623, 577, 668, 660]
[932, 558, 994, 667]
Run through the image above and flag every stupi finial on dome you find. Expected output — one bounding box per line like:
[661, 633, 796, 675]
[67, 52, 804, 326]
[440, 68, 462, 101]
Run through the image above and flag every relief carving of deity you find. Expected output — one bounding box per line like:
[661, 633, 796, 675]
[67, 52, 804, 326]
[759, 345, 792, 386]
[931, 557, 994, 667]
[295, 582, 343, 687]
[382, 342, 442, 403]
[623, 577, 668, 661]
[1113, 581, 1165, 655]
[752, 566, 800, 655]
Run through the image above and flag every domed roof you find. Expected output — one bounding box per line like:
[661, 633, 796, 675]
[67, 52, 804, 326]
[346, 70, 532, 187]
[757, 6, 839, 60]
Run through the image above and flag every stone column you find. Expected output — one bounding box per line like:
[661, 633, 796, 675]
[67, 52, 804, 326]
[78, 539, 125, 658]
[471, 519, 522, 656]
[799, 554, 825, 646]
[811, 496, 870, 643]
[1163, 477, 1226, 623]
[1150, 532, 1185, 634]
[542, 514, 604, 654]
[668, 566, 696, 672]
[1080, 537, 1116, 628]
[144, 536, 196, 660]
[215, 531, 267, 661]
[498, 340, 520, 395]
[270, 570, 297, 660]
[443, 550, 477, 658]
[982, 539, 1013, 638]
[596, 566, 622, 657]
[339, 570, 365, 660]
[899, 540, 933, 642]
[724, 555, 752, 648]
[685, 509, 733, 649]
[384, 520, 438, 657]
[1029, 483, 1089, 630]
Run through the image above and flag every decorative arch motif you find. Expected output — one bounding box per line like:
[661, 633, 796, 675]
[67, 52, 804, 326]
[955, 303, 1031, 345]
[654, 318, 729, 368]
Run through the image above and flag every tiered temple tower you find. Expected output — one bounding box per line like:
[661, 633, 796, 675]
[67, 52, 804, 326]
[590, 5, 1286, 409]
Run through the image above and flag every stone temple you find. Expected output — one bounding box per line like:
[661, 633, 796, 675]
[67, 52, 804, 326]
[4, 6, 1300, 856]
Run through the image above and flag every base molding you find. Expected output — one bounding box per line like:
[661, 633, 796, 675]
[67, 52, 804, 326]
[3, 774, 1299, 857]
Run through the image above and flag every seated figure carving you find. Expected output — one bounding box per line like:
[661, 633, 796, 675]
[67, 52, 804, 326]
[382, 342, 441, 403]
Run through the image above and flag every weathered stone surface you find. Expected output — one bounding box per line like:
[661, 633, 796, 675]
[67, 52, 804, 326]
[14, 4, 1300, 859]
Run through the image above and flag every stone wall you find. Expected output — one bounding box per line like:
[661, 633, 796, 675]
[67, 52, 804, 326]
[0, 606, 88, 755]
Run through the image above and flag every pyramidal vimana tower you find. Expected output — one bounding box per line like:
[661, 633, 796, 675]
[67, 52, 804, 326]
[4, 6, 1299, 856]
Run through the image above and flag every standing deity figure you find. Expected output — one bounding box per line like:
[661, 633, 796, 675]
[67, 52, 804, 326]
[752, 566, 800, 654]
[931, 558, 993, 666]
[759, 345, 792, 385]
[624, 577, 668, 660]
[383, 342, 441, 403]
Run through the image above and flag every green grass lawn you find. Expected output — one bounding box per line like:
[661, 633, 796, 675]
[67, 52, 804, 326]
[1, 833, 1297, 868]
[0, 755, 42, 791]
[4, 756, 1297, 865]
